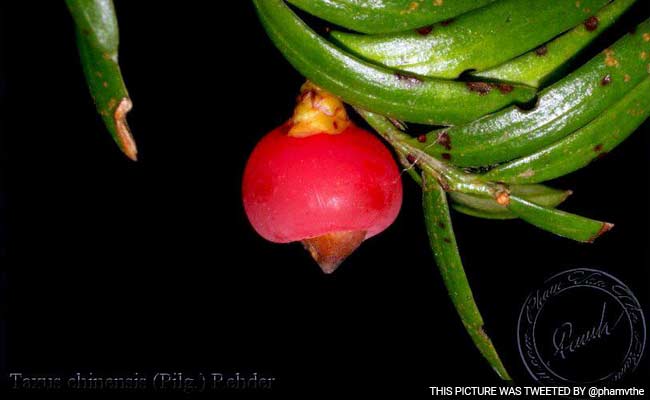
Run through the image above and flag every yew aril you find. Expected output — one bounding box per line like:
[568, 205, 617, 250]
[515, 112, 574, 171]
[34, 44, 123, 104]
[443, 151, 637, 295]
[242, 83, 402, 273]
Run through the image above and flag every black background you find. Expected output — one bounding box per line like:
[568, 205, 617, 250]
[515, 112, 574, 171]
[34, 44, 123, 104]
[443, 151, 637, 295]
[1, 1, 649, 397]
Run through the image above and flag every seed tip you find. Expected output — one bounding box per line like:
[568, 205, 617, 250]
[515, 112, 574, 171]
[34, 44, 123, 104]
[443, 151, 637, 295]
[301, 230, 366, 274]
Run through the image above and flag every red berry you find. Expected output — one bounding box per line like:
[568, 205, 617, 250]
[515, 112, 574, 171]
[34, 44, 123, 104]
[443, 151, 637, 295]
[242, 122, 402, 272]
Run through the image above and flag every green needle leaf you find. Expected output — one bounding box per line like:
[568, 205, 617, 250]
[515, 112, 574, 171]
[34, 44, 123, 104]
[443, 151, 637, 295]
[473, 0, 638, 87]
[286, 0, 497, 34]
[331, 0, 609, 79]
[66, 0, 137, 160]
[484, 77, 650, 184]
[422, 172, 511, 380]
[450, 185, 572, 220]
[506, 196, 613, 243]
[407, 17, 650, 167]
[253, 0, 536, 126]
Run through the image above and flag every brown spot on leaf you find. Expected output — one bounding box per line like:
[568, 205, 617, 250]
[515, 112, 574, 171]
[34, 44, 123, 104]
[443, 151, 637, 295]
[601, 74, 611, 86]
[496, 83, 514, 94]
[466, 81, 492, 95]
[437, 222, 445, 229]
[406, 154, 417, 164]
[628, 107, 645, 116]
[495, 191, 510, 206]
[535, 46, 548, 56]
[395, 72, 423, 86]
[441, 153, 451, 161]
[624, 74, 631, 82]
[641, 51, 648, 60]
[389, 118, 406, 130]
[416, 26, 433, 35]
[518, 169, 535, 178]
[594, 144, 603, 152]
[438, 179, 451, 191]
[400, 1, 419, 14]
[443, 238, 451, 243]
[417, 134, 427, 143]
[643, 33, 650, 42]
[435, 131, 452, 150]
[584, 16, 598, 31]
[441, 19, 454, 26]
[603, 48, 619, 67]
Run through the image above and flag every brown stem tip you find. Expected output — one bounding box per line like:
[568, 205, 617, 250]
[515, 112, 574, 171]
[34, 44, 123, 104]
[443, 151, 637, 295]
[301, 230, 366, 274]
[587, 222, 614, 243]
[114, 98, 138, 161]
